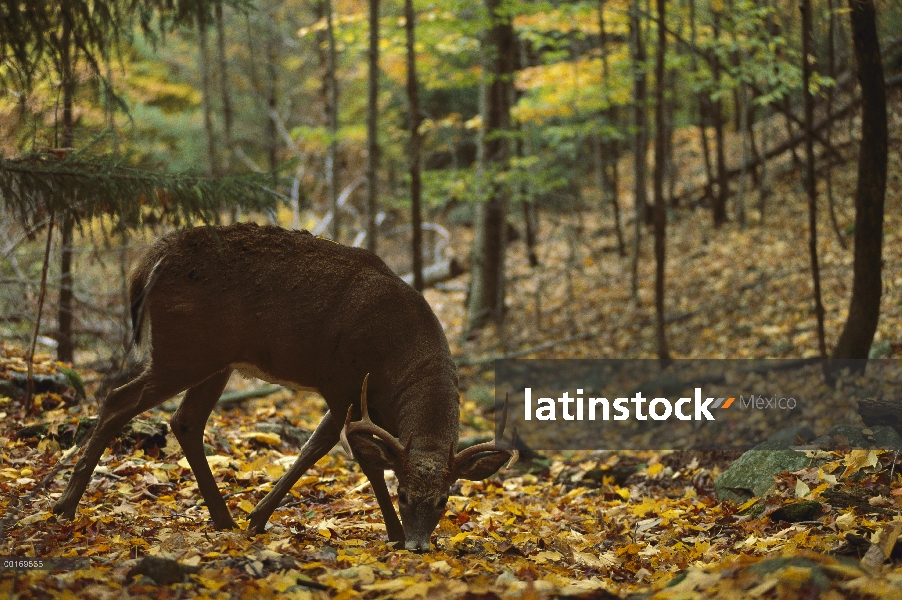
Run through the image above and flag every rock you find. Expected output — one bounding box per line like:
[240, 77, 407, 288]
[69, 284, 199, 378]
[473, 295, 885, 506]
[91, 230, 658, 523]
[0, 372, 71, 399]
[714, 426, 815, 503]
[771, 500, 824, 522]
[125, 556, 199, 585]
[810, 424, 902, 453]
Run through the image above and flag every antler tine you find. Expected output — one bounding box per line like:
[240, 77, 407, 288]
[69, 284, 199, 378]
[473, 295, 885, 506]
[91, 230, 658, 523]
[343, 373, 408, 458]
[339, 405, 355, 457]
[359, 372, 372, 422]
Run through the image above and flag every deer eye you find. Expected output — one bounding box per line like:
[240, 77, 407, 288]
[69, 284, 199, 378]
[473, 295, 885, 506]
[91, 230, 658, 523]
[398, 491, 408, 505]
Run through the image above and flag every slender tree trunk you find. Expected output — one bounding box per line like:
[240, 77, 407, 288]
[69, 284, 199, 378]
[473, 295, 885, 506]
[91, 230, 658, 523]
[404, 0, 423, 291]
[366, 0, 380, 253]
[57, 17, 75, 364]
[467, 0, 514, 331]
[653, 0, 670, 360]
[266, 30, 279, 186]
[197, 7, 218, 177]
[215, 0, 232, 174]
[825, 0, 847, 248]
[737, 61, 748, 227]
[324, 0, 340, 242]
[599, 0, 626, 255]
[517, 133, 539, 267]
[832, 0, 887, 359]
[801, 0, 827, 358]
[711, 10, 729, 227]
[689, 0, 715, 208]
[630, 0, 648, 300]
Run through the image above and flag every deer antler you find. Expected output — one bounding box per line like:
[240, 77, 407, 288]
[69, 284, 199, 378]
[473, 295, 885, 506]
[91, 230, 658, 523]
[452, 393, 517, 468]
[341, 373, 410, 460]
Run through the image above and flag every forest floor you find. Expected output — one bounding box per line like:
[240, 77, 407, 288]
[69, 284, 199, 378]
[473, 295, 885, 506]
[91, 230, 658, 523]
[2, 100, 902, 599]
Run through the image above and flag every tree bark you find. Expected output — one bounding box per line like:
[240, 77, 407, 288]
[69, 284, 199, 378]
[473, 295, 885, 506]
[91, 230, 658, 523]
[197, 7, 218, 177]
[629, 0, 648, 300]
[214, 0, 233, 174]
[689, 0, 715, 210]
[466, 0, 514, 331]
[801, 0, 827, 358]
[404, 0, 423, 291]
[832, 0, 887, 359]
[265, 29, 279, 186]
[57, 16, 75, 364]
[653, 0, 670, 360]
[323, 0, 340, 242]
[711, 9, 728, 227]
[599, 0, 625, 256]
[825, 0, 847, 249]
[366, 0, 380, 254]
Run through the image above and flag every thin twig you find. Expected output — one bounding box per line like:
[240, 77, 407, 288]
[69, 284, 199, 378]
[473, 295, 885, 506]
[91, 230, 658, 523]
[25, 211, 55, 413]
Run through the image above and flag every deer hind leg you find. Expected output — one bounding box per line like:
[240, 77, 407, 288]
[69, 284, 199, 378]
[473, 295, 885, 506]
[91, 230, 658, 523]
[247, 410, 340, 534]
[169, 368, 235, 530]
[53, 366, 193, 520]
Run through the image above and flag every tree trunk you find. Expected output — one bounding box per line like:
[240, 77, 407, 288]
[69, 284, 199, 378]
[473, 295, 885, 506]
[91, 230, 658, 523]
[215, 0, 232, 174]
[323, 0, 340, 242]
[825, 0, 847, 248]
[197, 7, 218, 177]
[801, 0, 827, 358]
[832, 0, 887, 359]
[653, 0, 670, 360]
[466, 0, 514, 332]
[366, 0, 380, 254]
[689, 0, 716, 209]
[404, 0, 424, 292]
[57, 16, 75, 364]
[711, 9, 728, 227]
[599, 0, 626, 256]
[629, 0, 648, 300]
[265, 29, 279, 186]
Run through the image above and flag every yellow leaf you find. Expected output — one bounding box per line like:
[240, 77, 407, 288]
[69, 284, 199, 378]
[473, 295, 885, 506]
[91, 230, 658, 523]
[193, 575, 227, 591]
[738, 498, 758, 512]
[241, 432, 282, 445]
[238, 499, 254, 513]
[646, 463, 664, 477]
[795, 478, 810, 498]
[835, 512, 856, 531]
[449, 532, 469, 544]
[614, 487, 630, 500]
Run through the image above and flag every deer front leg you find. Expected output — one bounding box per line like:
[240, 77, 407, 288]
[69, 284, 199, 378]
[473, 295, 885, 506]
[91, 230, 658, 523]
[170, 368, 235, 530]
[247, 410, 339, 534]
[358, 462, 405, 544]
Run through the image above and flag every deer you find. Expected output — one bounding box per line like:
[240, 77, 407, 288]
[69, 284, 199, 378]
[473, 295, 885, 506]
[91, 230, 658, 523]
[51, 223, 513, 551]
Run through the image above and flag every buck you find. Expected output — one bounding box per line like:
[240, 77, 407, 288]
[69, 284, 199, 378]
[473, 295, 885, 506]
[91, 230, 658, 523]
[52, 223, 513, 551]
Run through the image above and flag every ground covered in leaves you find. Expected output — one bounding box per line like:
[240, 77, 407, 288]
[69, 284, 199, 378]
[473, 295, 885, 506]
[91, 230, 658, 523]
[3, 344, 902, 599]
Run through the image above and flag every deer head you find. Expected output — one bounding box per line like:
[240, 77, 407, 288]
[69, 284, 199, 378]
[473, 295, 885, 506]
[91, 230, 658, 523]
[341, 374, 514, 551]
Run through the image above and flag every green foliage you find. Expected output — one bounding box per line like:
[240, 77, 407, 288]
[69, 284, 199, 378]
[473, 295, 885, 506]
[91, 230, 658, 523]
[0, 150, 277, 230]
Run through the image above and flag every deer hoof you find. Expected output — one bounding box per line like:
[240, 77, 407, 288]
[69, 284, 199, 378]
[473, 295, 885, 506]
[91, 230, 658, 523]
[51, 502, 76, 520]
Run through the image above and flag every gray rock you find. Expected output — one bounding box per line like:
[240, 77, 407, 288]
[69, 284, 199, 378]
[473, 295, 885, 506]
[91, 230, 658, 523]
[810, 424, 902, 453]
[714, 426, 815, 503]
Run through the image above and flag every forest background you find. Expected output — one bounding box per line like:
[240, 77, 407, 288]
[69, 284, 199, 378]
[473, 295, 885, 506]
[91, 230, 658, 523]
[1, 0, 902, 597]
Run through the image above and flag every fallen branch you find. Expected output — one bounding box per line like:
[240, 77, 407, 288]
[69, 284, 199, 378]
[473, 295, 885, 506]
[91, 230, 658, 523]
[400, 258, 465, 288]
[218, 385, 283, 406]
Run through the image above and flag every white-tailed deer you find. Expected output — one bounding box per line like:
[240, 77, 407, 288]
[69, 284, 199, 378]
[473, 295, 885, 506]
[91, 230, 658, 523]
[52, 223, 512, 551]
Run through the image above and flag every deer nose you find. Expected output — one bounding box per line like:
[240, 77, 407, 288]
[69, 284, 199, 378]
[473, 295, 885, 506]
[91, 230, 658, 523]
[404, 539, 431, 552]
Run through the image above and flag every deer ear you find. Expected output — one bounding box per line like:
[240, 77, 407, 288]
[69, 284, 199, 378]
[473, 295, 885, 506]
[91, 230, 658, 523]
[454, 450, 511, 481]
[347, 434, 400, 471]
